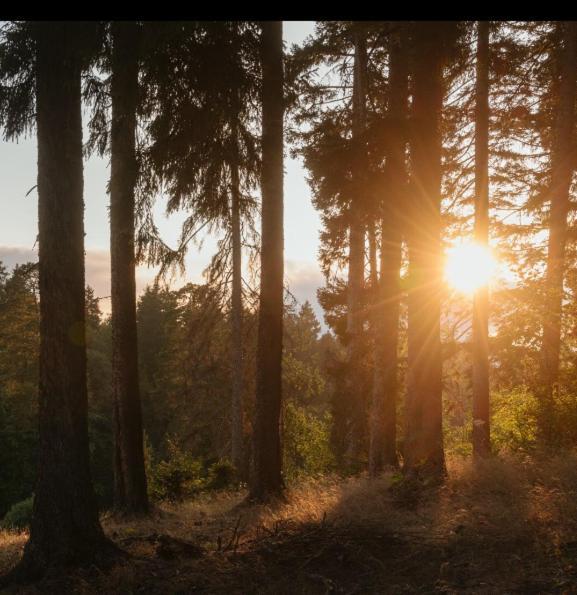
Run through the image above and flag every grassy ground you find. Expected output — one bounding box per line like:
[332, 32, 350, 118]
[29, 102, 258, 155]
[3, 454, 577, 593]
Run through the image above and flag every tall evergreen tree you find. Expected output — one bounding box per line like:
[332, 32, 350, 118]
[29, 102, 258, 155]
[472, 20, 491, 459]
[250, 21, 285, 502]
[7, 21, 114, 580]
[110, 20, 149, 515]
[403, 22, 456, 478]
[369, 22, 409, 474]
[538, 21, 577, 446]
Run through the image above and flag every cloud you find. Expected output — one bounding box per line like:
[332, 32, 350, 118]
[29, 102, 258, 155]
[285, 259, 325, 323]
[0, 245, 156, 315]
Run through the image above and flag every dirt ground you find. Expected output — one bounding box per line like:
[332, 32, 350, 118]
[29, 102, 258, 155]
[3, 455, 577, 593]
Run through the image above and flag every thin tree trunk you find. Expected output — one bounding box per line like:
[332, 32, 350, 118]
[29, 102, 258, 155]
[369, 22, 408, 475]
[230, 144, 244, 476]
[250, 21, 284, 502]
[7, 22, 114, 580]
[539, 21, 577, 446]
[472, 21, 491, 460]
[345, 24, 368, 467]
[111, 21, 149, 516]
[403, 22, 446, 478]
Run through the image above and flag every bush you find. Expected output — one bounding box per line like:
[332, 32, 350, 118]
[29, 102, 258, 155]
[207, 460, 237, 490]
[148, 440, 205, 502]
[2, 495, 33, 530]
[283, 402, 335, 482]
[491, 387, 538, 453]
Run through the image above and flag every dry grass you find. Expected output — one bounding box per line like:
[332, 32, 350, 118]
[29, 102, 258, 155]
[4, 454, 577, 592]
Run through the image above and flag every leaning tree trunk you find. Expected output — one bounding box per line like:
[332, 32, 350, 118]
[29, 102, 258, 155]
[7, 22, 114, 581]
[369, 22, 408, 475]
[472, 20, 491, 460]
[250, 21, 284, 502]
[111, 21, 149, 516]
[403, 22, 447, 478]
[230, 137, 245, 477]
[345, 24, 368, 468]
[539, 21, 577, 447]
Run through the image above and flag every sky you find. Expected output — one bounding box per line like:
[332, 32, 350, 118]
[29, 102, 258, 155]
[0, 21, 324, 320]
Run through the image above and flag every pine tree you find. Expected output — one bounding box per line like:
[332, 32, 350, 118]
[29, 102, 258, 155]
[110, 20, 149, 516]
[250, 21, 285, 502]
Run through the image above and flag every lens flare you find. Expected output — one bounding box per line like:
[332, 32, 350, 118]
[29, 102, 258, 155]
[444, 242, 496, 294]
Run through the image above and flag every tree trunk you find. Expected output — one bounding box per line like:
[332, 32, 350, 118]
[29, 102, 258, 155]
[8, 22, 114, 580]
[110, 21, 149, 516]
[345, 25, 368, 468]
[230, 143, 244, 477]
[250, 21, 284, 502]
[403, 22, 446, 478]
[369, 22, 408, 475]
[539, 21, 577, 447]
[472, 21, 491, 460]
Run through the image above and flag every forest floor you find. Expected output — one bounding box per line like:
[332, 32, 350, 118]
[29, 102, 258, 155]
[4, 454, 577, 593]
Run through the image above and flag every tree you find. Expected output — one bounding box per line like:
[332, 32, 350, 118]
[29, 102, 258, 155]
[110, 20, 149, 515]
[345, 23, 368, 466]
[403, 22, 456, 478]
[6, 21, 115, 580]
[369, 22, 409, 474]
[538, 21, 577, 446]
[250, 20, 285, 502]
[472, 21, 491, 459]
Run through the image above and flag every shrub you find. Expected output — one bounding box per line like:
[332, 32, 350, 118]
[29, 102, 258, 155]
[283, 402, 335, 482]
[491, 387, 538, 453]
[207, 460, 237, 490]
[148, 440, 205, 502]
[2, 495, 33, 530]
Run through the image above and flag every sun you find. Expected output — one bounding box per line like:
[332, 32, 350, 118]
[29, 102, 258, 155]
[444, 242, 496, 295]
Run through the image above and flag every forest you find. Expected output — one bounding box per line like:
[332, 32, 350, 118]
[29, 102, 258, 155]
[1, 19, 577, 593]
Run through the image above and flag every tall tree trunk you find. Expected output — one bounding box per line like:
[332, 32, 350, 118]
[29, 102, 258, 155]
[472, 21, 491, 460]
[111, 21, 149, 516]
[345, 24, 368, 467]
[403, 22, 446, 478]
[230, 141, 244, 476]
[8, 22, 114, 580]
[250, 21, 284, 502]
[369, 22, 408, 475]
[539, 21, 577, 446]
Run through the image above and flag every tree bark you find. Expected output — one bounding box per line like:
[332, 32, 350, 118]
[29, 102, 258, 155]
[8, 22, 114, 580]
[230, 142, 244, 476]
[111, 21, 149, 516]
[403, 22, 446, 478]
[345, 24, 368, 467]
[472, 21, 491, 460]
[539, 21, 577, 447]
[250, 21, 284, 502]
[369, 22, 408, 475]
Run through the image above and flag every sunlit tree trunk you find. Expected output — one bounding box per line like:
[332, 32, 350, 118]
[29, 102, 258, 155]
[403, 22, 446, 478]
[111, 21, 149, 516]
[369, 22, 408, 475]
[345, 24, 368, 467]
[250, 21, 284, 502]
[472, 21, 491, 460]
[230, 132, 244, 477]
[9, 22, 114, 580]
[539, 21, 577, 447]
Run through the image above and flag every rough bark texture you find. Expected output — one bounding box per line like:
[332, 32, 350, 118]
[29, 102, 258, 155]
[539, 21, 577, 446]
[369, 22, 408, 475]
[472, 21, 491, 460]
[345, 26, 368, 467]
[250, 21, 284, 502]
[230, 151, 244, 476]
[403, 22, 446, 478]
[111, 21, 149, 516]
[10, 22, 113, 579]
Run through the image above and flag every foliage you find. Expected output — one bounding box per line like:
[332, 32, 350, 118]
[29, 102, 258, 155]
[1, 495, 33, 530]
